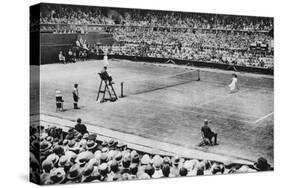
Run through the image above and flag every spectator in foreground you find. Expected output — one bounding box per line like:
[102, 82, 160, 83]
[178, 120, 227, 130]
[75, 118, 88, 135]
[200, 119, 218, 146]
[31, 122, 272, 185]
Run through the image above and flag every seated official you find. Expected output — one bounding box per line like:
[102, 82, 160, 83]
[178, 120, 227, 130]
[100, 66, 114, 84]
[58, 51, 66, 64]
[200, 119, 218, 146]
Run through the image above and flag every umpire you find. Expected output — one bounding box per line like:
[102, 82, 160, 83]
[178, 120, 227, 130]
[73, 83, 80, 109]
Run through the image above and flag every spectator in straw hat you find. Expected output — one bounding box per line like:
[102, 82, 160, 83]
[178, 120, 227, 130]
[141, 154, 151, 166]
[66, 164, 82, 183]
[120, 156, 131, 174]
[131, 151, 140, 164]
[170, 156, 180, 177]
[40, 140, 52, 157]
[110, 160, 119, 173]
[114, 151, 123, 165]
[75, 151, 94, 167]
[138, 172, 150, 180]
[152, 155, 164, 178]
[116, 142, 127, 151]
[100, 153, 109, 163]
[91, 166, 102, 181]
[81, 163, 94, 182]
[184, 159, 198, 175]
[49, 168, 66, 184]
[107, 160, 120, 181]
[108, 138, 117, 149]
[99, 163, 109, 180]
[237, 165, 256, 173]
[122, 173, 132, 181]
[88, 133, 97, 142]
[195, 161, 205, 175]
[45, 153, 60, 167]
[67, 140, 80, 154]
[88, 157, 99, 167]
[129, 163, 138, 179]
[58, 155, 68, 167]
[41, 159, 54, 184]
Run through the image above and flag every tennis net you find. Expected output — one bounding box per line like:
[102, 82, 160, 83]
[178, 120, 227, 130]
[126, 69, 200, 96]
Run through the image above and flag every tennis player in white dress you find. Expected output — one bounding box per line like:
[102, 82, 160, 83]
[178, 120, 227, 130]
[229, 73, 239, 93]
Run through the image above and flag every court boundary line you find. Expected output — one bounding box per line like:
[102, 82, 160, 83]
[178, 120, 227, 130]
[181, 107, 255, 124]
[197, 88, 261, 121]
[254, 112, 274, 124]
[198, 93, 233, 106]
[201, 79, 273, 91]
[132, 94, 256, 124]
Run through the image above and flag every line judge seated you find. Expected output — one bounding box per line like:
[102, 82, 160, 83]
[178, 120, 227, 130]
[99, 66, 114, 85]
[200, 119, 218, 146]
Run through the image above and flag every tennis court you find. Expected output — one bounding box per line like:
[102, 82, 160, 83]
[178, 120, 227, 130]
[35, 59, 274, 164]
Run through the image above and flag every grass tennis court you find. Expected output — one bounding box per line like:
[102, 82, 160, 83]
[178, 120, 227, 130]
[33, 59, 274, 164]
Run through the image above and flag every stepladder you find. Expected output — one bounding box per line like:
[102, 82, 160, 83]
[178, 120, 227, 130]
[96, 73, 118, 102]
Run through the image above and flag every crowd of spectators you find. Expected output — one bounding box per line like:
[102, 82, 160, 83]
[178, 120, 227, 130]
[109, 27, 273, 68]
[58, 37, 94, 64]
[40, 4, 273, 32]
[30, 120, 272, 185]
[40, 5, 114, 25]
[39, 4, 273, 68]
[119, 9, 273, 31]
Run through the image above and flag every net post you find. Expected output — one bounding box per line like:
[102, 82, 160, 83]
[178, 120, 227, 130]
[197, 69, 201, 81]
[120, 82, 124, 98]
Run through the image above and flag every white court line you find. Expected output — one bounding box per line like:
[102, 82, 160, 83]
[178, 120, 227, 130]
[198, 88, 250, 107]
[182, 108, 254, 124]
[198, 94, 232, 106]
[254, 112, 274, 124]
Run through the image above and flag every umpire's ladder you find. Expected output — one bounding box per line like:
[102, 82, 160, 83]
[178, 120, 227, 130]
[96, 73, 118, 102]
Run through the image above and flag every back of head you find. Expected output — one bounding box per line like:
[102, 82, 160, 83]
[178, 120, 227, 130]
[76, 118, 81, 124]
[162, 164, 170, 177]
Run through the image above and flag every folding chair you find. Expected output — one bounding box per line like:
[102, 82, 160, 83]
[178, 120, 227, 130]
[56, 96, 64, 112]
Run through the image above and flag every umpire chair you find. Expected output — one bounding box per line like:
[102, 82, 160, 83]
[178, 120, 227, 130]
[96, 72, 118, 102]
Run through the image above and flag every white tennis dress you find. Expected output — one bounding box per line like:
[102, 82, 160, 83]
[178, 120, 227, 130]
[229, 77, 238, 91]
[103, 55, 109, 67]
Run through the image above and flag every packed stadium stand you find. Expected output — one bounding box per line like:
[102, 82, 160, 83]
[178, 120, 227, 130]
[35, 4, 273, 70]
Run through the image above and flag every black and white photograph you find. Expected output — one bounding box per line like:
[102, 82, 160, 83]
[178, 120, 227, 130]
[29, 2, 274, 186]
